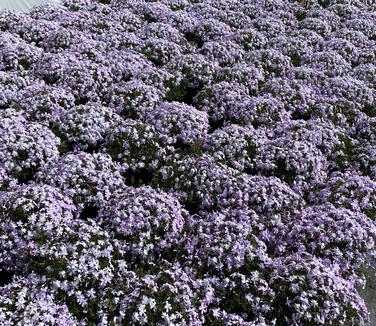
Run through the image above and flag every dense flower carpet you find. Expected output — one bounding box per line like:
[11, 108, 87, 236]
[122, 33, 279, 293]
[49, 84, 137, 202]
[0, 0, 375, 325]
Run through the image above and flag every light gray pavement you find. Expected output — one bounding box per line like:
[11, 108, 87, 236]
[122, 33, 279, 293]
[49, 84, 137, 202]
[0, 0, 60, 12]
[358, 265, 376, 325]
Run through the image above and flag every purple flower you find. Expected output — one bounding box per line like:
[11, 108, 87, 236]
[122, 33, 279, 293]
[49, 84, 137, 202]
[0, 0, 375, 323]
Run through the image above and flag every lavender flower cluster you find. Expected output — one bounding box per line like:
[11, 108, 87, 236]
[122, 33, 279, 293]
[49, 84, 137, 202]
[0, 0, 375, 324]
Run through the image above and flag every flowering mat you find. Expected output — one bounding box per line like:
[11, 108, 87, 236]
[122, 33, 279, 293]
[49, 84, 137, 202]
[0, 0, 375, 325]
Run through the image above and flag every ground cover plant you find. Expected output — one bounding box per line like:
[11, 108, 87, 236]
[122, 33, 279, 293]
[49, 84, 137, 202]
[0, 0, 375, 325]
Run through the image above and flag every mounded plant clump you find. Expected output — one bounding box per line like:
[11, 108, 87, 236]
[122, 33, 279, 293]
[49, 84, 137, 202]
[0, 0, 375, 325]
